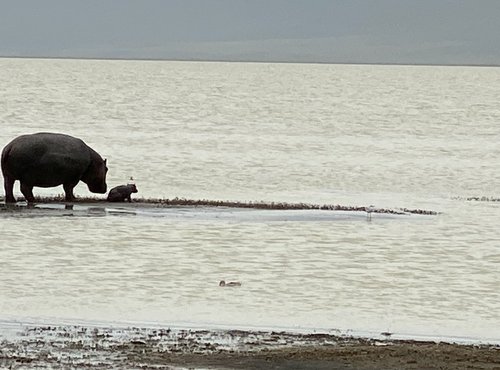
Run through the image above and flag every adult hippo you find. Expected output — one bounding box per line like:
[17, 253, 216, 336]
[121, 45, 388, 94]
[1, 132, 108, 203]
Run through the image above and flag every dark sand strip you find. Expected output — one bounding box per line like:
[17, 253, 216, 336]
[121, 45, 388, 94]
[1, 195, 438, 216]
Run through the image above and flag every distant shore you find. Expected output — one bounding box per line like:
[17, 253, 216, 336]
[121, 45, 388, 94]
[1, 55, 500, 68]
[0, 324, 498, 369]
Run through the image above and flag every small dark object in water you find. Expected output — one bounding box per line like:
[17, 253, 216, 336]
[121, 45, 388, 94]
[219, 280, 241, 287]
[107, 184, 138, 202]
[130, 340, 146, 345]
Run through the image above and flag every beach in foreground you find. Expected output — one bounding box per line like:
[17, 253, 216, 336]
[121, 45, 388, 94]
[0, 325, 498, 369]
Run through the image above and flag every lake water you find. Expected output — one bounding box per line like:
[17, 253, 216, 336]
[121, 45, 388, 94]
[0, 58, 499, 343]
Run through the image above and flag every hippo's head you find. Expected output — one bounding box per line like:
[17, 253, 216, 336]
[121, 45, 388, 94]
[83, 157, 108, 194]
[129, 184, 138, 193]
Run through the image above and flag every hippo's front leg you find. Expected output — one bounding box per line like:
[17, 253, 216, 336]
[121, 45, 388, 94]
[63, 183, 77, 202]
[20, 182, 35, 203]
[3, 176, 16, 203]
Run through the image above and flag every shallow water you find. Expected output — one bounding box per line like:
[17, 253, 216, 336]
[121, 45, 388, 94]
[0, 58, 499, 342]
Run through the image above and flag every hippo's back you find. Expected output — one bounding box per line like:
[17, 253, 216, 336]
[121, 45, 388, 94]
[6, 132, 88, 155]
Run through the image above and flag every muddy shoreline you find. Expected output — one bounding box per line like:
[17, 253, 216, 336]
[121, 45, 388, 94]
[0, 325, 498, 369]
[0, 195, 438, 216]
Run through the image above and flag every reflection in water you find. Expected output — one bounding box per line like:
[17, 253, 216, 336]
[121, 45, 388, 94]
[87, 207, 107, 217]
[0, 203, 111, 218]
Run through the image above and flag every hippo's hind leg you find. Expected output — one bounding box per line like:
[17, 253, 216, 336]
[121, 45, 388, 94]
[20, 182, 35, 204]
[63, 183, 77, 202]
[3, 176, 16, 203]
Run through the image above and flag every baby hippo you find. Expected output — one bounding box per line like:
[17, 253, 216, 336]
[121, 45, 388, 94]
[107, 184, 138, 202]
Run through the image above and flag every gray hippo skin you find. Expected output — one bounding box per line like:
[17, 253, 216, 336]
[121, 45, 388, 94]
[107, 184, 138, 202]
[1, 132, 108, 203]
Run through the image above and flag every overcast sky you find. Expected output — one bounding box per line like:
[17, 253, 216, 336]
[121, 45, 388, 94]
[1, 0, 499, 65]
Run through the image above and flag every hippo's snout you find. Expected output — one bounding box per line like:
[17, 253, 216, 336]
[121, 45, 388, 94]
[88, 183, 107, 194]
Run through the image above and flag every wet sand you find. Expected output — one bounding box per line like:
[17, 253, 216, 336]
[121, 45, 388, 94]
[1, 195, 438, 216]
[0, 325, 498, 369]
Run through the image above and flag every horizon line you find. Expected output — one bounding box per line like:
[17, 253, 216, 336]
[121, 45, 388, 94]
[1, 55, 499, 68]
